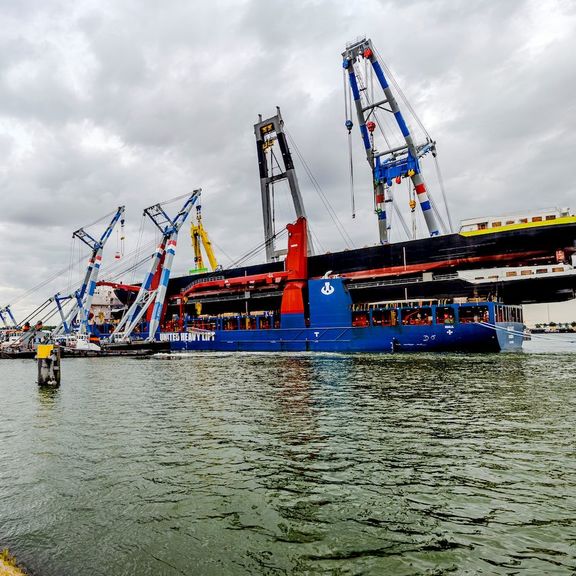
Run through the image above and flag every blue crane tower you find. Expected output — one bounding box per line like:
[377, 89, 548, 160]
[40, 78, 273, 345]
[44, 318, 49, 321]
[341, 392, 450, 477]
[111, 189, 201, 342]
[342, 37, 441, 243]
[0, 305, 17, 328]
[53, 206, 125, 335]
[255, 107, 314, 262]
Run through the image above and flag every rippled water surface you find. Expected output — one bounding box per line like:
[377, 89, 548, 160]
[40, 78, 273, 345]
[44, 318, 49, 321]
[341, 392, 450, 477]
[1, 340, 576, 575]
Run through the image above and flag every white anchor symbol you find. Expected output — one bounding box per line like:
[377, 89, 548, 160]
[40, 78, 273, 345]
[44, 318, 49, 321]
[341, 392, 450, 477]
[321, 281, 335, 296]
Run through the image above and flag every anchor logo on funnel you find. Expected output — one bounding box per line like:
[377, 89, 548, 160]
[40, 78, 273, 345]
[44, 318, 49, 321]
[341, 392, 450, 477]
[321, 281, 335, 296]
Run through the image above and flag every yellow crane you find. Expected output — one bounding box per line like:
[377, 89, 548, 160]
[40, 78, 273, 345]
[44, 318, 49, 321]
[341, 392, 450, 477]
[190, 204, 218, 274]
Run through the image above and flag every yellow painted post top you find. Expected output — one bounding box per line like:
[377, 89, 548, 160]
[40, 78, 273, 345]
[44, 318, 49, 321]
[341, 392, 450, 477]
[36, 344, 54, 359]
[1, 548, 27, 576]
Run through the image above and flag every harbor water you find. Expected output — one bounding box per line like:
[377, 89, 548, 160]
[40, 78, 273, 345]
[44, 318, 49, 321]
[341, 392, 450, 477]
[1, 337, 575, 575]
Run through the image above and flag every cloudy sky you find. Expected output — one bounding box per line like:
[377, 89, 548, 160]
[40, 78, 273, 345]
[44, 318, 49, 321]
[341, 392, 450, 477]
[1, 0, 575, 324]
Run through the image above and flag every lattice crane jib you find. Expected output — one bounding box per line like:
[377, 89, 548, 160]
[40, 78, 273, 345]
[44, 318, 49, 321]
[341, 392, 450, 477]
[342, 38, 442, 242]
[255, 107, 314, 262]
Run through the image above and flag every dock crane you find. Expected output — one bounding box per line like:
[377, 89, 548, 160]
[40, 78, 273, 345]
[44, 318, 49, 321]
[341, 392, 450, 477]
[190, 204, 219, 274]
[52, 206, 125, 336]
[342, 37, 443, 243]
[111, 189, 201, 342]
[0, 305, 17, 328]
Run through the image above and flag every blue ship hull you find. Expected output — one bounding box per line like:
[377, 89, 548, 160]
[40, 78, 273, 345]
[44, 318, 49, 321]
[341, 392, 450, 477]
[160, 279, 524, 354]
[161, 320, 524, 353]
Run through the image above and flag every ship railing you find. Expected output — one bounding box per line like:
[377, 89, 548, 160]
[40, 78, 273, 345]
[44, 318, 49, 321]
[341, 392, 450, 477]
[349, 273, 459, 290]
[182, 275, 225, 293]
[431, 273, 460, 281]
[349, 276, 423, 290]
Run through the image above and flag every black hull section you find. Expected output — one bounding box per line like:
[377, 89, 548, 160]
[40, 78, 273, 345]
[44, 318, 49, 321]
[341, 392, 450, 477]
[349, 276, 576, 305]
[164, 222, 576, 306]
[307, 222, 576, 277]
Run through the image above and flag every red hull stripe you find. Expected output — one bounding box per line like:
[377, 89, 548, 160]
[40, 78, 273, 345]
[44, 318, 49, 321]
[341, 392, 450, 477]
[322, 250, 546, 281]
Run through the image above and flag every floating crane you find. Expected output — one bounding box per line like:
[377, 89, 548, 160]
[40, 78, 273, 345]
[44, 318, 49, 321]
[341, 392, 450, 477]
[342, 37, 443, 243]
[190, 204, 218, 274]
[111, 189, 201, 342]
[52, 206, 125, 336]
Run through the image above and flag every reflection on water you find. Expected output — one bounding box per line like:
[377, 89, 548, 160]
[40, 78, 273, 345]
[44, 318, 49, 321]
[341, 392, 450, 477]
[0, 346, 575, 575]
[37, 386, 59, 409]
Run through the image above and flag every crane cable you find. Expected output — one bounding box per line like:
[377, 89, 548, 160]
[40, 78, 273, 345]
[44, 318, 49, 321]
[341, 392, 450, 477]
[227, 228, 288, 269]
[374, 47, 454, 233]
[285, 131, 354, 248]
[433, 155, 454, 233]
[343, 69, 356, 219]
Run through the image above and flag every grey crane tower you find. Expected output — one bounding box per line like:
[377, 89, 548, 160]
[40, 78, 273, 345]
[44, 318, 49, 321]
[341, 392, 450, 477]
[255, 107, 314, 262]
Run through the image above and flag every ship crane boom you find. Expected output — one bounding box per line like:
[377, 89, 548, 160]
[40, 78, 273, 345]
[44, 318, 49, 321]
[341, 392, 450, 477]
[52, 205, 125, 336]
[111, 189, 201, 342]
[342, 37, 441, 241]
[191, 204, 218, 273]
[0, 305, 17, 328]
[255, 107, 314, 262]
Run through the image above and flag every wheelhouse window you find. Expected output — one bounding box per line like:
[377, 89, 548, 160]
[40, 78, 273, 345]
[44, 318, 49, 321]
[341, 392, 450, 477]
[352, 311, 370, 327]
[223, 317, 239, 330]
[459, 305, 489, 323]
[258, 316, 273, 329]
[436, 306, 455, 324]
[401, 307, 432, 325]
[372, 309, 397, 327]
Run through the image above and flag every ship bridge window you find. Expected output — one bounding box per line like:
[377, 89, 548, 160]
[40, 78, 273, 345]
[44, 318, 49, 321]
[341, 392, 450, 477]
[189, 318, 217, 331]
[352, 311, 370, 327]
[506, 220, 514, 225]
[436, 306, 455, 324]
[460, 305, 489, 323]
[492, 221, 502, 228]
[258, 315, 274, 330]
[545, 215, 556, 221]
[223, 317, 240, 330]
[510, 307, 523, 323]
[477, 222, 488, 230]
[532, 216, 542, 222]
[372, 309, 397, 327]
[401, 307, 432, 325]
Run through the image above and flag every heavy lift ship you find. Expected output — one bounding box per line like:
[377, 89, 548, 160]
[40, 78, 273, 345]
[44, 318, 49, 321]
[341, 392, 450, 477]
[105, 38, 576, 350]
[161, 216, 525, 353]
[164, 37, 576, 312]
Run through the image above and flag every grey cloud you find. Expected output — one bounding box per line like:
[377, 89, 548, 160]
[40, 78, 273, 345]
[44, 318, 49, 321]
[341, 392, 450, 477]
[1, 0, 575, 319]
